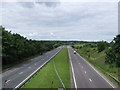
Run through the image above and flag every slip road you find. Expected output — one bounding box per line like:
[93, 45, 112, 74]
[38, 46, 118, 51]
[68, 46, 114, 88]
[2, 47, 62, 89]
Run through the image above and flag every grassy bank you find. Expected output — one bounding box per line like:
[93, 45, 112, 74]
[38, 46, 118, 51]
[21, 47, 70, 88]
[73, 44, 119, 87]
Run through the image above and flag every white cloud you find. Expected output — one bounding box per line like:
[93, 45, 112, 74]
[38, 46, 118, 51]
[1, 2, 118, 41]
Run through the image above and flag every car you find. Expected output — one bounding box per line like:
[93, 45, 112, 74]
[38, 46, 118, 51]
[74, 51, 76, 54]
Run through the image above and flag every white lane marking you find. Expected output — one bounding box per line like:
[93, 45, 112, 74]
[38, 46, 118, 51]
[68, 47, 77, 90]
[28, 67, 31, 69]
[79, 63, 80, 64]
[19, 72, 23, 75]
[6, 80, 11, 83]
[14, 47, 62, 89]
[85, 71, 86, 74]
[82, 66, 83, 69]
[89, 78, 92, 82]
[76, 52, 115, 88]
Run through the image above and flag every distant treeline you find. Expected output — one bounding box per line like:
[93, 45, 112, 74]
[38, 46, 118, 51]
[1, 26, 93, 68]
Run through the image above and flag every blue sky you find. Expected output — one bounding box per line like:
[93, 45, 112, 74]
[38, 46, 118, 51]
[1, 1, 118, 41]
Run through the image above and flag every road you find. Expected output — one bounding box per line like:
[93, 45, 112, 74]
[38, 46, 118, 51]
[68, 46, 114, 89]
[2, 47, 62, 89]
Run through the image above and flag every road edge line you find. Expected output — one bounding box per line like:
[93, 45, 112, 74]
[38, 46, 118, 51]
[14, 47, 62, 89]
[75, 51, 115, 88]
[67, 47, 77, 89]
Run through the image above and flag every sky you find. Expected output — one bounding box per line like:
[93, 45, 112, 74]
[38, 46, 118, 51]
[1, 1, 118, 41]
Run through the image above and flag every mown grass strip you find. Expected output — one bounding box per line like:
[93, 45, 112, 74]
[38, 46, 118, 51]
[21, 47, 70, 88]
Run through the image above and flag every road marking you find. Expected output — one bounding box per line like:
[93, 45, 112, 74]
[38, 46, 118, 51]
[28, 67, 31, 69]
[19, 72, 23, 75]
[75, 51, 115, 88]
[79, 63, 80, 64]
[82, 66, 83, 69]
[89, 78, 92, 82]
[6, 80, 11, 83]
[14, 47, 62, 89]
[68, 47, 77, 90]
[84, 71, 86, 74]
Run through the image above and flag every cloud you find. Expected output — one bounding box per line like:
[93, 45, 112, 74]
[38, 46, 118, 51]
[1, 2, 118, 41]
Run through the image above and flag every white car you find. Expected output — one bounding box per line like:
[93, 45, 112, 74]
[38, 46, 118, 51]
[74, 51, 76, 54]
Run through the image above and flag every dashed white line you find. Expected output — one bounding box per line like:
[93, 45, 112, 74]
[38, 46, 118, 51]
[82, 66, 83, 69]
[14, 48, 62, 89]
[89, 78, 92, 82]
[19, 72, 23, 75]
[75, 51, 115, 88]
[6, 80, 11, 83]
[28, 67, 31, 69]
[85, 71, 86, 74]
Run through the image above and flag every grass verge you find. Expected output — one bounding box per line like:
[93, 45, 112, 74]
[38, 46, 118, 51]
[21, 47, 70, 88]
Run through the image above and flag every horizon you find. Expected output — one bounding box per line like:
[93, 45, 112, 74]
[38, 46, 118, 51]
[1, 1, 118, 42]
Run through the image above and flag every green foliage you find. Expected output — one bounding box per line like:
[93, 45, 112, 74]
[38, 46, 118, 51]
[105, 34, 120, 67]
[1, 26, 58, 67]
[97, 41, 108, 52]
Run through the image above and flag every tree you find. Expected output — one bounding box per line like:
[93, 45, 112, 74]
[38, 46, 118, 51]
[105, 34, 120, 67]
[97, 41, 107, 52]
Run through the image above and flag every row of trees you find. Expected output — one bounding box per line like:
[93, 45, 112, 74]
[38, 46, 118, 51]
[96, 35, 120, 67]
[105, 35, 120, 67]
[1, 26, 88, 67]
[1, 26, 59, 66]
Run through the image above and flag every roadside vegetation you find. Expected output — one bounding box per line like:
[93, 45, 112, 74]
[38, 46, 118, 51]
[1, 26, 85, 70]
[21, 47, 70, 88]
[72, 35, 120, 87]
[1, 26, 59, 69]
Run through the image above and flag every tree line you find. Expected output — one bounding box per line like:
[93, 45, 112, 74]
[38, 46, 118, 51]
[1, 26, 87, 68]
[96, 35, 120, 67]
[1, 26, 59, 67]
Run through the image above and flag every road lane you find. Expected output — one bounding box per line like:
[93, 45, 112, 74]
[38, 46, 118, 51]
[2, 47, 62, 89]
[68, 46, 114, 88]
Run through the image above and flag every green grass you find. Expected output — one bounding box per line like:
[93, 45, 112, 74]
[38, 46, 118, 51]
[21, 47, 70, 88]
[75, 46, 119, 83]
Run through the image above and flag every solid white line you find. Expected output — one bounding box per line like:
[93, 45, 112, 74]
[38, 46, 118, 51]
[89, 78, 92, 82]
[14, 48, 62, 89]
[76, 51, 115, 88]
[68, 47, 77, 90]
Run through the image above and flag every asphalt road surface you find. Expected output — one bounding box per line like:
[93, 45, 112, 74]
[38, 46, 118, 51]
[68, 46, 114, 89]
[2, 47, 62, 89]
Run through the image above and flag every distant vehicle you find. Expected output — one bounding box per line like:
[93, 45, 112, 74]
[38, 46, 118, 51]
[74, 51, 76, 54]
